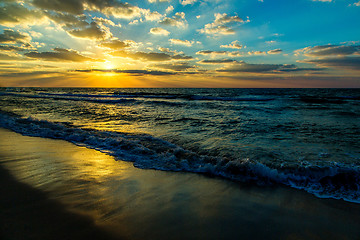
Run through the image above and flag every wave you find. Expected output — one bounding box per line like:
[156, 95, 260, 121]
[1, 91, 276, 103]
[0, 92, 135, 104]
[0, 110, 359, 203]
[189, 96, 275, 101]
[299, 96, 360, 104]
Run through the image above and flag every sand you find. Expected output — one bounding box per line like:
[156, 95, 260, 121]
[1, 127, 360, 240]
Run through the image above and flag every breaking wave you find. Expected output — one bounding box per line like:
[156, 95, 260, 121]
[0, 110, 359, 203]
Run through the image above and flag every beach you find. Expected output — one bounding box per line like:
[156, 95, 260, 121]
[1, 127, 360, 240]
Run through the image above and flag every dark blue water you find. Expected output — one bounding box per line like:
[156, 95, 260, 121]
[1, 88, 359, 202]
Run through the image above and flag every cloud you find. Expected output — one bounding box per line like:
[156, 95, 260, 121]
[142, 10, 163, 21]
[0, 52, 26, 61]
[354, 1, 360, 6]
[217, 62, 323, 73]
[180, 0, 198, 5]
[267, 49, 283, 54]
[297, 44, 360, 57]
[312, 0, 332, 2]
[45, 11, 88, 28]
[157, 47, 191, 59]
[266, 40, 276, 44]
[199, 13, 247, 36]
[220, 40, 243, 49]
[169, 39, 193, 47]
[86, 1, 142, 19]
[75, 69, 175, 75]
[33, 0, 142, 19]
[32, 0, 84, 14]
[248, 51, 266, 55]
[218, 62, 282, 73]
[0, 45, 30, 52]
[196, 50, 246, 57]
[159, 12, 186, 28]
[25, 48, 99, 62]
[198, 59, 240, 64]
[148, 0, 171, 3]
[301, 56, 360, 70]
[110, 50, 193, 61]
[110, 50, 172, 61]
[295, 44, 360, 71]
[92, 17, 117, 26]
[45, 12, 113, 40]
[99, 39, 130, 50]
[166, 5, 174, 13]
[0, 29, 31, 44]
[171, 54, 193, 60]
[196, 50, 228, 56]
[151, 62, 195, 71]
[29, 31, 43, 38]
[67, 21, 112, 40]
[150, 27, 170, 35]
[158, 47, 183, 55]
[0, 1, 41, 26]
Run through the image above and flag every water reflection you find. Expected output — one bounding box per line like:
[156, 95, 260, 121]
[1, 128, 360, 240]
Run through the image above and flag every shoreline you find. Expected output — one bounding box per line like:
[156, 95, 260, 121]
[0, 164, 120, 240]
[1, 127, 360, 239]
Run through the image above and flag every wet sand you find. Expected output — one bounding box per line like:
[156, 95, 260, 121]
[1, 128, 360, 240]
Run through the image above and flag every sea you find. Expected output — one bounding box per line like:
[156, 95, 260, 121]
[0, 88, 359, 203]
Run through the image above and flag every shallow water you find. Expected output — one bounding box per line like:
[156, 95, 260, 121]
[0, 88, 359, 202]
[1, 128, 360, 240]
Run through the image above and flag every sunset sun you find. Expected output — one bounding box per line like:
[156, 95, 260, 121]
[103, 61, 116, 70]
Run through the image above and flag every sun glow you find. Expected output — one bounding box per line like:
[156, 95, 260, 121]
[103, 61, 116, 70]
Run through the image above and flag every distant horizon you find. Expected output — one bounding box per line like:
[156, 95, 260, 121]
[1, 0, 359, 88]
[2, 86, 360, 89]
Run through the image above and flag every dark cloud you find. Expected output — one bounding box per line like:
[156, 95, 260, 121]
[110, 50, 193, 61]
[0, 45, 28, 51]
[32, 0, 84, 14]
[110, 50, 171, 61]
[99, 39, 130, 49]
[74, 69, 176, 75]
[196, 50, 228, 55]
[217, 62, 323, 73]
[199, 59, 239, 64]
[33, 0, 141, 18]
[267, 49, 283, 54]
[171, 54, 193, 60]
[0, 29, 31, 44]
[68, 21, 112, 40]
[218, 63, 282, 73]
[25, 48, 98, 62]
[45, 12, 112, 40]
[152, 62, 195, 71]
[32, 0, 142, 19]
[45, 11, 88, 28]
[299, 44, 360, 57]
[0, 52, 25, 60]
[301, 56, 360, 70]
[0, 2, 40, 25]
[84, 0, 141, 19]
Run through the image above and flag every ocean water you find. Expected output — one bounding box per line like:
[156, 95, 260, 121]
[0, 88, 359, 203]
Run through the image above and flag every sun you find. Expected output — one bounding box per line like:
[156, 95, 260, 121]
[103, 61, 116, 70]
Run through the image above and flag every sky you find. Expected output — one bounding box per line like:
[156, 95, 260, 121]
[0, 0, 359, 88]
